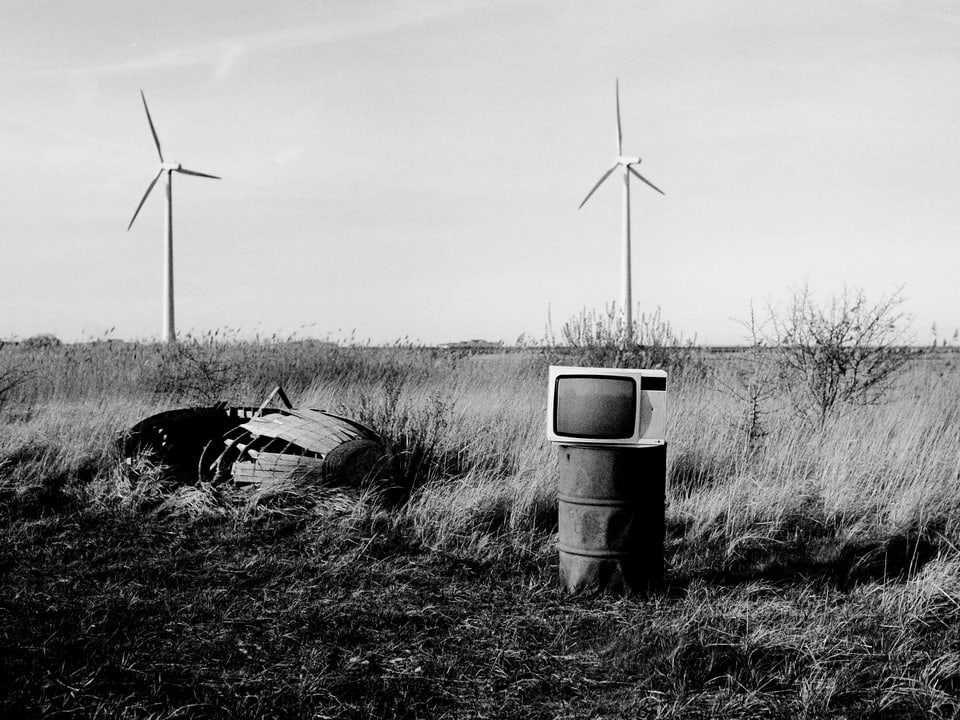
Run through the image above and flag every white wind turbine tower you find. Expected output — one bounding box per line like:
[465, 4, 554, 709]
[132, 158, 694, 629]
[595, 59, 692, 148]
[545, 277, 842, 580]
[578, 78, 664, 338]
[127, 90, 220, 344]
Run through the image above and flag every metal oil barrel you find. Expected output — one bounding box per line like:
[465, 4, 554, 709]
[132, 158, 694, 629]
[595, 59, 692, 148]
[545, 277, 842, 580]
[557, 443, 666, 594]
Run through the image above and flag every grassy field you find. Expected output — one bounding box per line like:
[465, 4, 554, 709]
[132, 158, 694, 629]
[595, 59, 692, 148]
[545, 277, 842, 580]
[2, 338, 960, 718]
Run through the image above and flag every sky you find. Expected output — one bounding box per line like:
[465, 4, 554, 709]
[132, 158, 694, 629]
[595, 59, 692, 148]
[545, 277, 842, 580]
[2, 0, 959, 346]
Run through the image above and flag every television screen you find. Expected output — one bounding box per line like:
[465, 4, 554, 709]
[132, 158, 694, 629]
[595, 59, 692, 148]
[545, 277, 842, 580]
[554, 376, 637, 439]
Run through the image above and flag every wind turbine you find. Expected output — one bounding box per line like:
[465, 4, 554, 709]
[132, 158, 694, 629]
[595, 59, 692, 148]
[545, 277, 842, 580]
[578, 78, 664, 338]
[127, 90, 219, 344]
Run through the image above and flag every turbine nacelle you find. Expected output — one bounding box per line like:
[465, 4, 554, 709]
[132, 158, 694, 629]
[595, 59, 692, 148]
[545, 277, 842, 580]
[154, 161, 218, 180]
[579, 153, 663, 210]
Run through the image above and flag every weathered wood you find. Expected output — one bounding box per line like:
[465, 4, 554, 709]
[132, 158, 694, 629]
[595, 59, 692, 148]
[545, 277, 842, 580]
[124, 405, 389, 489]
[232, 453, 326, 484]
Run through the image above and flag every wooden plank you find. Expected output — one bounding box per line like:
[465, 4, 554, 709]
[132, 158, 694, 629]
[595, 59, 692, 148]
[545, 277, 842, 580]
[238, 411, 366, 455]
[232, 453, 325, 483]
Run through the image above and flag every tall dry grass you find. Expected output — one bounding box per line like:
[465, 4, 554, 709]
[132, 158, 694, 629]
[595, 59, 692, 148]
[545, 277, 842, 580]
[2, 338, 959, 573]
[675, 355, 960, 551]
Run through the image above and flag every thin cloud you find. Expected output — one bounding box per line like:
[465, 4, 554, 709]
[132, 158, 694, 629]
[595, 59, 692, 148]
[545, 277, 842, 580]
[60, 1, 492, 80]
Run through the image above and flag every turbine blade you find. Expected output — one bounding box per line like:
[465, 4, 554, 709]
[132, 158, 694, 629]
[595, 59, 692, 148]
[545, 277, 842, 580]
[127, 169, 164, 231]
[176, 167, 221, 180]
[578, 164, 619, 209]
[628, 166, 665, 196]
[616, 78, 622, 156]
[140, 90, 163, 162]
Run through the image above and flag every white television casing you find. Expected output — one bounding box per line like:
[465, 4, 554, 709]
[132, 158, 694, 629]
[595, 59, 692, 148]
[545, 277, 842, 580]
[546, 365, 667, 447]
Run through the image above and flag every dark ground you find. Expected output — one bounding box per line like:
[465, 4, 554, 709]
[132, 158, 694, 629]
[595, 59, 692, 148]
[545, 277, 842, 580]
[2, 487, 950, 720]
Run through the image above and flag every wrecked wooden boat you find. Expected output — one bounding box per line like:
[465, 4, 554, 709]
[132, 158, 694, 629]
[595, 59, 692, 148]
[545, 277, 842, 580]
[122, 405, 257, 474]
[121, 397, 390, 489]
[199, 408, 388, 487]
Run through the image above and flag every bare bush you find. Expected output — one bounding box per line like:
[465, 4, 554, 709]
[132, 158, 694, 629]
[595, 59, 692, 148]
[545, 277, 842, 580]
[0, 364, 30, 415]
[148, 332, 243, 403]
[768, 285, 914, 426]
[550, 303, 704, 375]
[717, 303, 782, 453]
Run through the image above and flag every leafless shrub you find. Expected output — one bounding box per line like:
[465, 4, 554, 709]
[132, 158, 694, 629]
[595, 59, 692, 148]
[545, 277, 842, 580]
[550, 303, 704, 376]
[767, 285, 914, 427]
[716, 303, 783, 453]
[0, 364, 30, 415]
[149, 332, 243, 403]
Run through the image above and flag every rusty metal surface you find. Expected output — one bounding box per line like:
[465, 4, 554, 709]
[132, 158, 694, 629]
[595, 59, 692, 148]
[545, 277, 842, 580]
[557, 443, 666, 594]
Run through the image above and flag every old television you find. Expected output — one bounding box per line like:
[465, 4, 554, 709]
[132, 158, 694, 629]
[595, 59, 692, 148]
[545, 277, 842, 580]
[546, 366, 666, 446]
